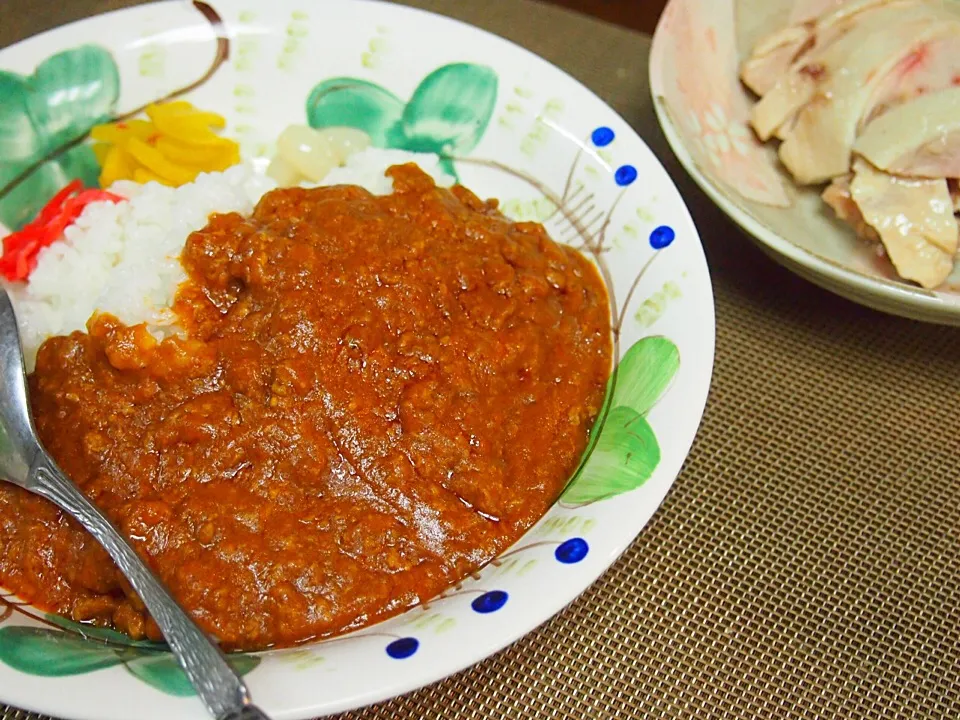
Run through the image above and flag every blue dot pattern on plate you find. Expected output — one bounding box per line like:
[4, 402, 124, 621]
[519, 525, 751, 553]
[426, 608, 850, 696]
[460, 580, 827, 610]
[591, 126, 615, 147]
[615, 165, 638, 186]
[386, 637, 419, 659]
[555, 537, 589, 564]
[471, 590, 508, 614]
[650, 225, 676, 250]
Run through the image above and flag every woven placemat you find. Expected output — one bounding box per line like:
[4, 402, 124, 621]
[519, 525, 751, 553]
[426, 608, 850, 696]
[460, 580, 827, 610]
[4, 1, 960, 718]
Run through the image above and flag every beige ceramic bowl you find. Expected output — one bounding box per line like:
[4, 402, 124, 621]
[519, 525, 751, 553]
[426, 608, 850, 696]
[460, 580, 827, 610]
[650, 0, 960, 325]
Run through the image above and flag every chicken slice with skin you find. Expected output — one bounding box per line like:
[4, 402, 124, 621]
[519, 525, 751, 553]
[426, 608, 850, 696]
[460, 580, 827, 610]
[741, 0, 906, 99]
[854, 88, 960, 178]
[781, 3, 960, 137]
[776, 2, 960, 185]
[861, 35, 960, 128]
[749, 1, 932, 142]
[741, 25, 813, 98]
[822, 175, 880, 243]
[848, 159, 958, 288]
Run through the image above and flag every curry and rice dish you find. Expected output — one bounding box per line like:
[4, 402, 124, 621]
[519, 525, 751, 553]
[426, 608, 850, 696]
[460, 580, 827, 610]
[0, 160, 612, 650]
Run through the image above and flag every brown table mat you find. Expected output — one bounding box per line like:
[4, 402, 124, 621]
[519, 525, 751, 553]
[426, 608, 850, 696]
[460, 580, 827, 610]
[4, 1, 960, 718]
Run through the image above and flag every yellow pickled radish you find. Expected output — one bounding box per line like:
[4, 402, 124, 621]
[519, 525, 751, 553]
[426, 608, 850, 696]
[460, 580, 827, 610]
[148, 106, 230, 146]
[154, 136, 235, 165]
[147, 100, 194, 114]
[91, 142, 111, 166]
[92, 101, 241, 188]
[277, 125, 338, 182]
[155, 119, 231, 147]
[126, 138, 198, 185]
[266, 155, 303, 187]
[321, 127, 373, 164]
[146, 102, 226, 129]
[99, 145, 136, 188]
[90, 119, 156, 146]
[133, 167, 175, 186]
[201, 144, 241, 173]
[189, 111, 226, 129]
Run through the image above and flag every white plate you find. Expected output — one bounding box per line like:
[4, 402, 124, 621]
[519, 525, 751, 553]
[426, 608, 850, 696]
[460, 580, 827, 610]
[650, 0, 960, 325]
[0, 1, 715, 717]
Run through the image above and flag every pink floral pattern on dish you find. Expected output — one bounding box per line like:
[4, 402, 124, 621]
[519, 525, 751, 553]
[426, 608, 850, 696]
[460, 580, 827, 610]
[651, 0, 790, 207]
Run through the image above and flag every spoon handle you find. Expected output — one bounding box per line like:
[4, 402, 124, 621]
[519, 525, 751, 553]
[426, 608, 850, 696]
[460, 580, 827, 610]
[30, 453, 270, 720]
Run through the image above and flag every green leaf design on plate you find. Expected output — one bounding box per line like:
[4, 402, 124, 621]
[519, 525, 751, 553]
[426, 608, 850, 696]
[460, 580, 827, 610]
[610, 336, 680, 415]
[0, 618, 256, 696]
[25, 46, 120, 147]
[0, 627, 126, 676]
[562, 407, 660, 505]
[562, 336, 680, 505]
[0, 154, 70, 231]
[125, 652, 261, 697]
[0, 74, 41, 163]
[43, 613, 165, 649]
[0, 45, 120, 230]
[0, 145, 102, 230]
[59, 144, 103, 189]
[307, 78, 405, 147]
[398, 63, 498, 156]
[306, 63, 498, 175]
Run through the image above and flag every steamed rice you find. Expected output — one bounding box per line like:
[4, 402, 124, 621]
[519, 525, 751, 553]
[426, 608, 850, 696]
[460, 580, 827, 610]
[7, 149, 454, 369]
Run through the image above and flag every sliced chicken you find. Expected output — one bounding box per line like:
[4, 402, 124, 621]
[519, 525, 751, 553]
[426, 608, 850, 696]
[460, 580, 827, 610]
[822, 175, 880, 243]
[741, 0, 902, 99]
[854, 88, 960, 178]
[863, 35, 960, 127]
[848, 159, 958, 288]
[789, 0, 856, 24]
[749, 1, 927, 142]
[741, 26, 813, 97]
[777, 2, 960, 184]
[742, 0, 960, 287]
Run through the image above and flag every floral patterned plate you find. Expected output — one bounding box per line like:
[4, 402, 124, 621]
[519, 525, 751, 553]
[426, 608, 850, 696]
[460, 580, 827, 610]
[651, 0, 960, 325]
[0, 1, 715, 718]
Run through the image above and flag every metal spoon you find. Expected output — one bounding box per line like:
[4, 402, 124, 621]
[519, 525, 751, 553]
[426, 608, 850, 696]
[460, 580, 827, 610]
[0, 289, 270, 720]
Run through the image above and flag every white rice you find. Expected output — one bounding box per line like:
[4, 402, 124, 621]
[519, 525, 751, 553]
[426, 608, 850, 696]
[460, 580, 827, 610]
[6, 149, 454, 370]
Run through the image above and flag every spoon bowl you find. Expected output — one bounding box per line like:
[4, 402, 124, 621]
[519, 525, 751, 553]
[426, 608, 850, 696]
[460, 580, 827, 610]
[0, 290, 41, 487]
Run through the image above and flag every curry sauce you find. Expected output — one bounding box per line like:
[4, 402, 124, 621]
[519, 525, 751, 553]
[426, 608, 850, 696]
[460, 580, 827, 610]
[0, 165, 612, 650]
